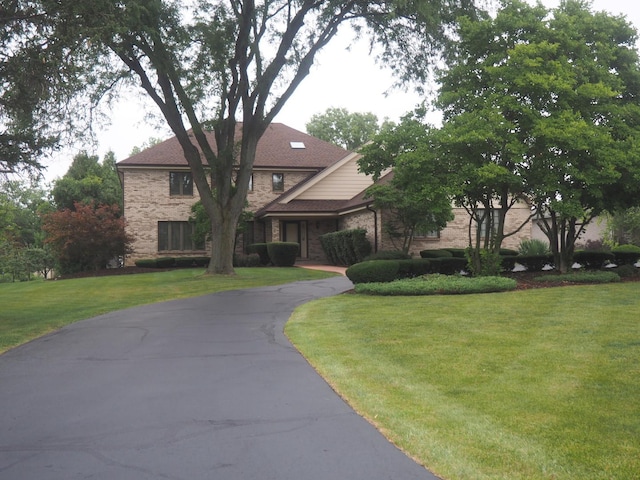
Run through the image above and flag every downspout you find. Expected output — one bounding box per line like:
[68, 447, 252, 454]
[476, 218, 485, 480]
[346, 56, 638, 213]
[366, 204, 378, 253]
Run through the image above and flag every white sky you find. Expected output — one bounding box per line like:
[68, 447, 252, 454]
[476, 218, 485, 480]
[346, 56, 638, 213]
[42, 0, 640, 181]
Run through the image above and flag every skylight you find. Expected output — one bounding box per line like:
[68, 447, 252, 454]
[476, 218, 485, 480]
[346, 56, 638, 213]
[290, 141, 306, 149]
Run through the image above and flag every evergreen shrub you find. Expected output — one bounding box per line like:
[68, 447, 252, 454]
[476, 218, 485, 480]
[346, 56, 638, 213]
[247, 243, 270, 265]
[233, 253, 262, 267]
[363, 250, 411, 261]
[573, 251, 614, 269]
[346, 260, 400, 284]
[319, 229, 371, 266]
[611, 244, 640, 266]
[419, 249, 453, 258]
[267, 242, 299, 267]
[517, 254, 553, 272]
[431, 257, 468, 275]
[443, 248, 467, 258]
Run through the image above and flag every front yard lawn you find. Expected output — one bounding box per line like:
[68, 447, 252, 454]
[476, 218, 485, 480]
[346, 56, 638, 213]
[286, 283, 640, 480]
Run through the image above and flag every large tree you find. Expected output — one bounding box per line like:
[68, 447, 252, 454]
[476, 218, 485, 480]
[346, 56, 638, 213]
[51, 151, 122, 211]
[306, 107, 380, 150]
[5, 0, 477, 274]
[437, 0, 640, 272]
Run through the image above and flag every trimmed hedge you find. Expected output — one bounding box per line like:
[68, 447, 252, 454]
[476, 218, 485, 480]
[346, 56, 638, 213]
[319, 229, 372, 266]
[363, 250, 411, 261]
[134, 256, 210, 268]
[517, 254, 553, 272]
[429, 257, 468, 275]
[443, 248, 467, 258]
[419, 249, 453, 258]
[573, 251, 614, 269]
[611, 244, 640, 266]
[267, 242, 299, 267]
[500, 255, 518, 272]
[346, 260, 400, 284]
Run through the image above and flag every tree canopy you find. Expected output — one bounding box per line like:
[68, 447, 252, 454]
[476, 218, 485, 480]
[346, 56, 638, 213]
[51, 151, 122, 211]
[2, 0, 477, 273]
[306, 107, 380, 150]
[436, 0, 640, 272]
[358, 114, 454, 253]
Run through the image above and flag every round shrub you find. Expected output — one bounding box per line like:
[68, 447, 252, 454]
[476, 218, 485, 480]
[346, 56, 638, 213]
[346, 260, 400, 284]
[614, 263, 639, 278]
[247, 243, 270, 265]
[419, 249, 453, 258]
[267, 242, 299, 267]
[611, 244, 640, 266]
[233, 253, 262, 267]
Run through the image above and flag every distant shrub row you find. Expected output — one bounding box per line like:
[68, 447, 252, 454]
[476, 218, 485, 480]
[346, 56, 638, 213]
[418, 245, 640, 273]
[135, 256, 211, 268]
[319, 229, 372, 266]
[134, 241, 302, 269]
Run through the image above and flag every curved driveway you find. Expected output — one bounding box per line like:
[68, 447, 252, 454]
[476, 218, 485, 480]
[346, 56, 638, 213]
[0, 276, 439, 480]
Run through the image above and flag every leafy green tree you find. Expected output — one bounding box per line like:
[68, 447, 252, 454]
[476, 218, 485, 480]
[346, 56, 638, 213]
[608, 207, 640, 246]
[306, 107, 380, 150]
[0, 179, 52, 246]
[359, 115, 454, 253]
[0, 2, 91, 174]
[6, 0, 478, 274]
[51, 151, 122, 211]
[436, 0, 640, 272]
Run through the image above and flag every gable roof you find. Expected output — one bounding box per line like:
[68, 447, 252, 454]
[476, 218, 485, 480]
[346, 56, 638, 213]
[117, 123, 350, 170]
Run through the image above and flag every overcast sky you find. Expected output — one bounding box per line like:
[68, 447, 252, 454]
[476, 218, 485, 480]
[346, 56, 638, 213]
[42, 0, 640, 181]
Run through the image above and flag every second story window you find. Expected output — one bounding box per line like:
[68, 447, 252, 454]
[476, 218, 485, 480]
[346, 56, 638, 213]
[170, 172, 193, 196]
[272, 173, 284, 192]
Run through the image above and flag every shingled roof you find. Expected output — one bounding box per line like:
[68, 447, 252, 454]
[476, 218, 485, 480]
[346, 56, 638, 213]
[117, 123, 350, 170]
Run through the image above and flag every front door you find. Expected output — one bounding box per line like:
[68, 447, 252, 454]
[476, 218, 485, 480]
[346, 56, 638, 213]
[283, 221, 307, 258]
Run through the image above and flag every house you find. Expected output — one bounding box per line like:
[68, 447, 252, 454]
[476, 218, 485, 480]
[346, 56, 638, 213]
[117, 123, 533, 266]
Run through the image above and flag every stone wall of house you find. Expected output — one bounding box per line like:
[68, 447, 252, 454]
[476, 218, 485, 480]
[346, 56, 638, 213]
[381, 204, 533, 257]
[122, 168, 206, 265]
[339, 209, 378, 254]
[123, 168, 316, 265]
[246, 170, 313, 210]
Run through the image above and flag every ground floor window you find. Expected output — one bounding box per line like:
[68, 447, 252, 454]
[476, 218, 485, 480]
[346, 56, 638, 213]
[158, 221, 203, 251]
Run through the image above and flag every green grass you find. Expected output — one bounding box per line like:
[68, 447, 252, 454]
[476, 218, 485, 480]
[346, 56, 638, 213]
[286, 283, 640, 480]
[0, 267, 335, 354]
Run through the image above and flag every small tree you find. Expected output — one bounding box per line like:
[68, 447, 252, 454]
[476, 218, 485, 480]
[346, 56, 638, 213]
[359, 115, 454, 254]
[42, 202, 132, 274]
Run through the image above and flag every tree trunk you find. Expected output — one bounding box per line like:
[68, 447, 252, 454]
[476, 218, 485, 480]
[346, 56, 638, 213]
[207, 213, 238, 275]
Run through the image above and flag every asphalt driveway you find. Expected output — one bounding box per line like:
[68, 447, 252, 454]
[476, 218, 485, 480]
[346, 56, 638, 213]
[0, 276, 440, 479]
